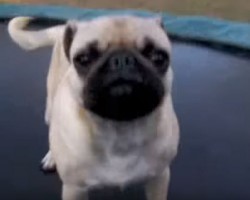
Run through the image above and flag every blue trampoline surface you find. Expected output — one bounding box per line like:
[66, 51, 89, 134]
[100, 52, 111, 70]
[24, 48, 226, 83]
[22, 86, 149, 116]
[0, 19, 250, 199]
[0, 5, 250, 200]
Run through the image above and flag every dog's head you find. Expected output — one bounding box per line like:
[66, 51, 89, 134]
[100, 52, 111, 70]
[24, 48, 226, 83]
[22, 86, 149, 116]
[64, 16, 172, 121]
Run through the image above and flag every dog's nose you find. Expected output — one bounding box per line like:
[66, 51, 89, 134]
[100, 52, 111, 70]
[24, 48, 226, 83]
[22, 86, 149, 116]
[108, 51, 136, 71]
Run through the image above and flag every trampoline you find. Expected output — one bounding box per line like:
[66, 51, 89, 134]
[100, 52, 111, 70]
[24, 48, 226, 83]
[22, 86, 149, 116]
[0, 5, 250, 200]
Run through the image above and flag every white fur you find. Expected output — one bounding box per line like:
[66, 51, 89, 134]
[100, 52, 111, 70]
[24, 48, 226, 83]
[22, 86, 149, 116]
[41, 151, 56, 171]
[8, 16, 64, 50]
[51, 72, 179, 188]
[8, 16, 179, 200]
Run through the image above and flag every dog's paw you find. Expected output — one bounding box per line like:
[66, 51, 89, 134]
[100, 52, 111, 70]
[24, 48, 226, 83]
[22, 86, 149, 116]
[40, 151, 56, 175]
[44, 108, 50, 125]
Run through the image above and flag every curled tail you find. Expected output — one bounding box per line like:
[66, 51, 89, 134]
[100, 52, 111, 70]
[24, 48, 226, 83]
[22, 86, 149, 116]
[8, 16, 65, 50]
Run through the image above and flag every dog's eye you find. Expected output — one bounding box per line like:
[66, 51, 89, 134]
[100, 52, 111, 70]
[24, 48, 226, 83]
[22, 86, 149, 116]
[142, 43, 169, 70]
[74, 41, 101, 71]
[150, 49, 169, 66]
[75, 53, 91, 66]
[74, 48, 100, 67]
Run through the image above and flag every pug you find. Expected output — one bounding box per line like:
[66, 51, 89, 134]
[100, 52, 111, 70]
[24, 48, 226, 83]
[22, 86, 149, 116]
[8, 15, 179, 200]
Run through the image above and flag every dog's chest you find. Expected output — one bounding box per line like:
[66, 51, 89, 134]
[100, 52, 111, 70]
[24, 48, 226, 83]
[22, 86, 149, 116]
[85, 124, 167, 187]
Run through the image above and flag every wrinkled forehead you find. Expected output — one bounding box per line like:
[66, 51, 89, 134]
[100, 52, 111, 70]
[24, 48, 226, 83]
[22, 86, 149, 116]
[70, 16, 171, 56]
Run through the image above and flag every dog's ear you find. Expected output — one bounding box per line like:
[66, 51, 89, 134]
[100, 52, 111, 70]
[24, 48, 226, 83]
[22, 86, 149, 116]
[63, 21, 77, 61]
[150, 16, 164, 29]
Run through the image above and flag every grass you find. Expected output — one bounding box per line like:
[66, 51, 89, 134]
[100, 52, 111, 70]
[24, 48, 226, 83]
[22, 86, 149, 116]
[1, 0, 250, 22]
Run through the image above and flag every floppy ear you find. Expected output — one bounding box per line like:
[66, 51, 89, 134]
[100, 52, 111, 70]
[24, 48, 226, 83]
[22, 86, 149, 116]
[63, 21, 77, 61]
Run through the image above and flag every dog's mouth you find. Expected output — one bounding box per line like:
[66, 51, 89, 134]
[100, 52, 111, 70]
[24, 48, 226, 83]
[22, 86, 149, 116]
[84, 77, 164, 121]
[106, 79, 139, 97]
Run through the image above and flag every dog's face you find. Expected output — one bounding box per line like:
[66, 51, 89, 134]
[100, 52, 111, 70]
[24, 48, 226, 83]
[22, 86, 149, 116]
[64, 16, 172, 121]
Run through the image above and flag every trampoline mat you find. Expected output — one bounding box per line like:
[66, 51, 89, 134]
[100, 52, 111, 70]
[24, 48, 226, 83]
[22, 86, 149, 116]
[0, 22, 250, 200]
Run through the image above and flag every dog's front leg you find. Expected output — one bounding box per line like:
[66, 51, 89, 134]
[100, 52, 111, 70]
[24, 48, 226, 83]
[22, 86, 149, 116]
[145, 168, 170, 200]
[62, 185, 88, 200]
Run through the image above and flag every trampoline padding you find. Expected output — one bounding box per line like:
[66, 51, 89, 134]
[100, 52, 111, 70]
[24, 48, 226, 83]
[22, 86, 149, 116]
[0, 4, 250, 50]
